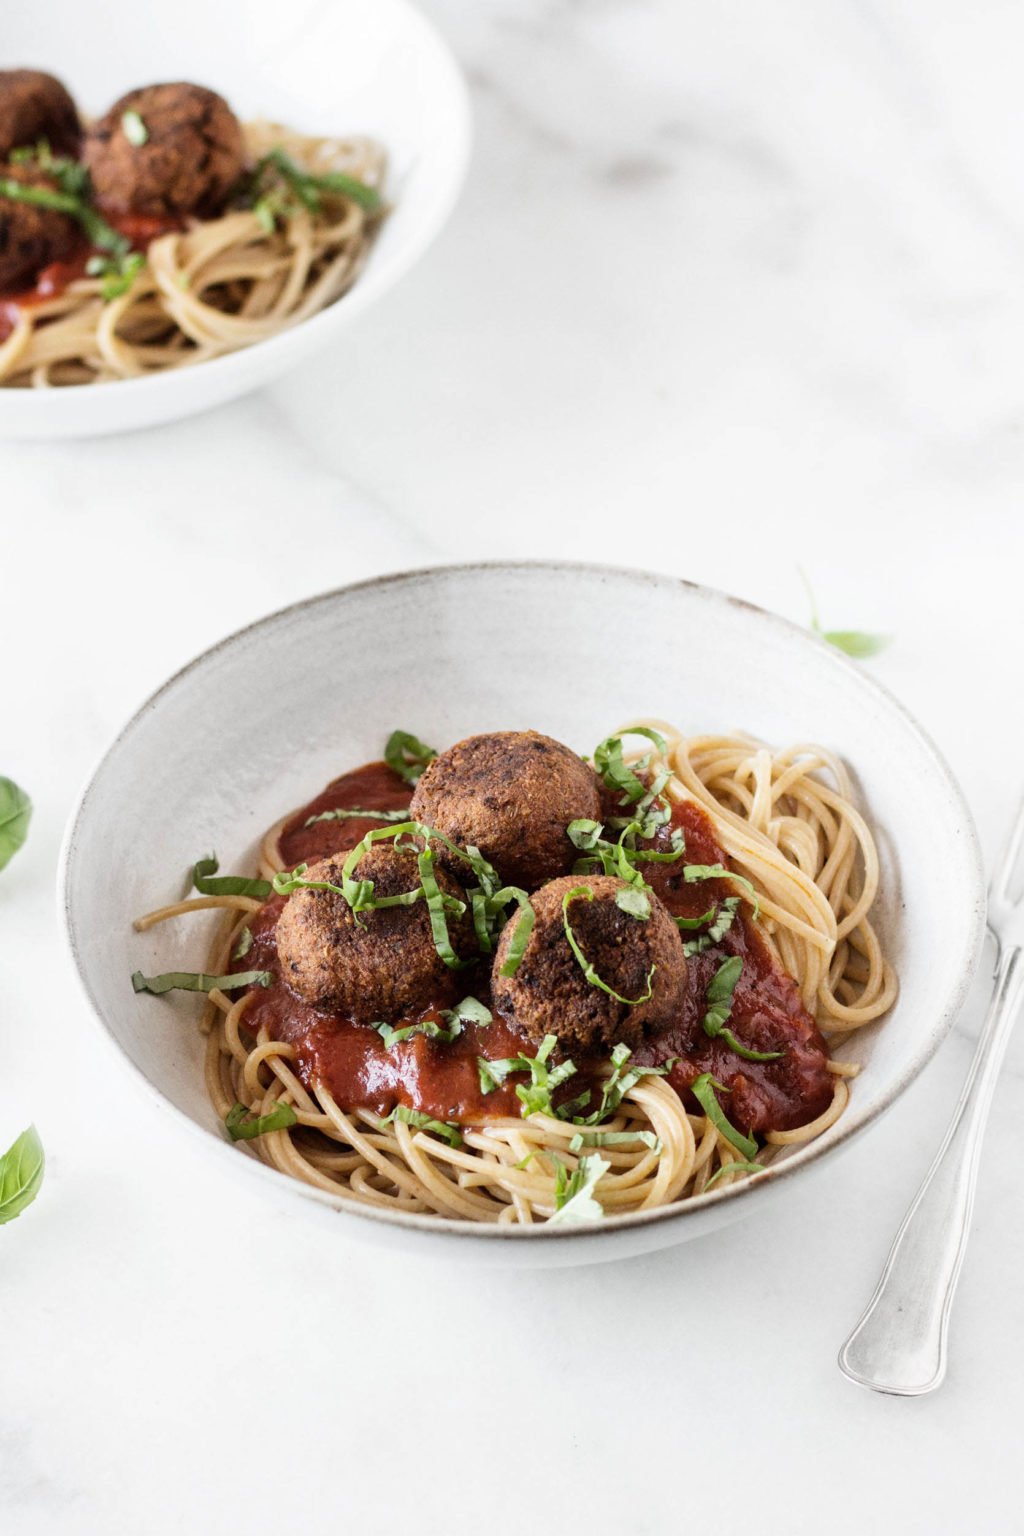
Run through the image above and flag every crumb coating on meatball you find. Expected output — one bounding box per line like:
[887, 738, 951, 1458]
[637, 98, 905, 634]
[492, 874, 687, 1052]
[83, 82, 245, 218]
[0, 70, 80, 160]
[409, 731, 603, 893]
[275, 844, 475, 1022]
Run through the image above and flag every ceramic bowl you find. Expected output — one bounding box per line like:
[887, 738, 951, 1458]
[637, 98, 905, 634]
[1, 0, 470, 438]
[60, 563, 987, 1266]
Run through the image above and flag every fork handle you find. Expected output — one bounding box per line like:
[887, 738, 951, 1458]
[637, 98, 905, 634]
[838, 943, 1024, 1396]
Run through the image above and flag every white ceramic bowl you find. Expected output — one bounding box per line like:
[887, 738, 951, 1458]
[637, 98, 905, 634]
[61, 564, 987, 1266]
[2, 0, 470, 438]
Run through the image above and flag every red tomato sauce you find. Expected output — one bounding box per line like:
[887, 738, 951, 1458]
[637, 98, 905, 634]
[232, 761, 834, 1136]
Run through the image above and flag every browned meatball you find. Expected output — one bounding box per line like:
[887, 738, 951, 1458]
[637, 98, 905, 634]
[0, 164, 79, 290]
[0, 70, 80, 160]
[492, 874, 687, 1052]
[83, 82, 245, 218]
[275, 845, 475, 1022]
[410, 731, 603, 892]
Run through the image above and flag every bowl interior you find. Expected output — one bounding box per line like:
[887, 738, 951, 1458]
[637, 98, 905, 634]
[1, 0, 470, 436]
[62, 564, 986, 1250]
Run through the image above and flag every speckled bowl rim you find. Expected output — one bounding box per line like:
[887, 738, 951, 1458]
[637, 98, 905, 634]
[59, 561, 989, 1243]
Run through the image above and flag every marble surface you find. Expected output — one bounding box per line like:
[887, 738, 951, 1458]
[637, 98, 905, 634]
[3, 2, 1024, 1530]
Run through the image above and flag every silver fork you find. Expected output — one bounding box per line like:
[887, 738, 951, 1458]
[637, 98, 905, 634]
[838, 798, 1024, 1396]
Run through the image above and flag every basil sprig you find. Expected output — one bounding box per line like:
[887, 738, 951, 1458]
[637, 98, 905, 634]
[378, 1105, 462, 1147]
[561, 884, 655, 1007]
[0, 1125, 44, 1225]
[225, 1102, 297, 1141]
[384, 730, 437, 784]
[192, 856, 272, 900]
[690, 1073, 758, 1160]
[0, 777, 32, 872]
[701, 956, 783, 1062]
[375, 995, 492, 1050]
[132, 968, 271, 995]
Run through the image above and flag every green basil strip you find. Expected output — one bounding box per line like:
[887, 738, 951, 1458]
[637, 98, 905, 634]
[684, 864, 760, 918]
[681, 896, 741, 956]
[0, 777, 32, 872]
[701, 957, 784, 1061]
[570, 1042, 673, 1126]
[592, 728, 666, 807]
[561, 886, 655, 1006]
[496, 891, 536, 977]
[690, 1073, 758, 1160]
[615, 885, 651, 919]
[193, 856, 272, 899]
[704, 1159, 765, 1191]
[225, 1102, 297, 1141]
[378, 1105, 462, 1147]
[384, 730, 437, 784]
[132, 969, 271, 995]
[121, 108, 149, 146]
[675, 905, 717, 931]
[0, 174, 139, 293]
[477, 1034, 577, 1118]
[232, 926, 254, 961]
[377, 995, 492, 1049]
[417, 845, 466, 971]
[0, 1125, 44, 1225]
[304, 806, 410, 827]
[259, 147, 383, 214]
[568, 1129, 660, 1152]
[548, 1153, 609, 1225]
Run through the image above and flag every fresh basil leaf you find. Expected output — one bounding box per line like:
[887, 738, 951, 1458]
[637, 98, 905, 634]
[681, 896, 740, 956]
[121, 109, 149, 146]
[548, 1153, 609, 1225]
[0, 1125, 44, 1225]
[132, 969, 271, 995]
[569, 1043, 672, 1126]
[304, 806, 410, 827]
[683, 864, 760, 918]
[0, 777, 32, 872]
[690, 1073, 758, 1160]
[225, 1102, 296, 1141]
[822, 629, 891, 658]
[615, 885, 651, 920]
[496, 891, 536, 976]
[378, 1105, 462, 1147]
[477, 1034, 577, 1118]
[562, 885, 655, 1006]
[701, 956, 783, 1061]
[568, 1129, 660, 1152]
[592, 728, 666, 808]
[567, 818, 604, 851]
[193, 856, 272, 900]
[232, 926, 254, 961]
[384, 730, 437, 784]
[704, 1159, 764, 1191]
[376, 995, 492, 1051]
[675, 905, 717, 931]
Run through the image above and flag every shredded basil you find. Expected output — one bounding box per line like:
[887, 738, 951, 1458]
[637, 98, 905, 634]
[690, 1073, 758, 1159]
[568, 1129, 660, 1152]
[0, 1125, 44, 1225]
[304, 806, 410, 827]
[802, 569, 890, 658]
[132, 969, 271, 995]
[232, 926, 254, 961]
[384, 730, 437, 784]
[477, 1034, 577, 1117]
[548, 1153, 609, 1225]
[592, 728, 666, 806]
[701, 956, 783, 1061]
[193, 856, 272, 900]
[376, 995, 491, 1050]
[244, 146, 383, 220]
[615, 885, 651, 920]
[0, 777, 32, 872]
[121, 109, 149, 146]
[683, 864, 760, 918]
[378, 1105, 462, 1147]
[704, 1158, 765, 1191]
[225, 1101, 296, 1141]
[680, 895, 741, 955]
[570, 1043, 674, 1126]
[562, 885, 655, 1006]
[0, 171, 143, 299]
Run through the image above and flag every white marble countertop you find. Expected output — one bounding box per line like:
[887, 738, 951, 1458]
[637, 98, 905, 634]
[4, 2, 1024, 1530]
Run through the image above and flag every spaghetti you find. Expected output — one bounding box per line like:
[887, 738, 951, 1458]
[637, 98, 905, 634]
[133, 724, 896, 1226]
[0, 122, 385, 387]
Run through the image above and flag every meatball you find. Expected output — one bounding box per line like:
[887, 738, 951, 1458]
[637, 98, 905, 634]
[275, 845, 474, 1022]
[410, 731, 603, 892]
[0, 164, 79, 290]
[0, 70, 80, 160]
[492, 874, 687, 1052]
[83, 82, 245, 218]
